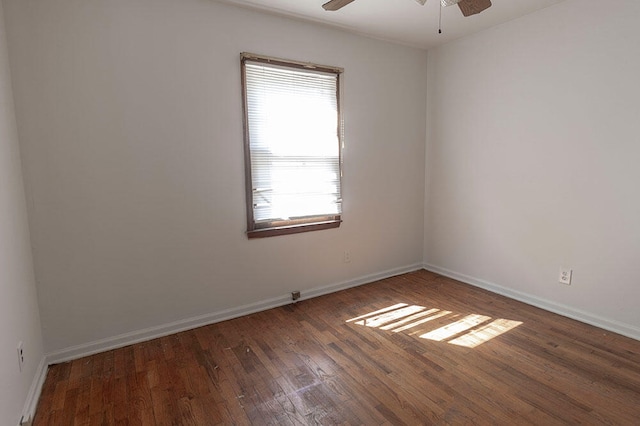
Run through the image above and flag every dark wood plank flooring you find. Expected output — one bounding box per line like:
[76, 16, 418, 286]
[33, 270, 640, 425]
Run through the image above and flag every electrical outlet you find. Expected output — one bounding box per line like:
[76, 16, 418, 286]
[559, 268, 572, 285]
[17, 341, 24, 372]
[343, 251, 351, 263]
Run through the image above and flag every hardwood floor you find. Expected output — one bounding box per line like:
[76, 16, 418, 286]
[33, 270, 640, 425]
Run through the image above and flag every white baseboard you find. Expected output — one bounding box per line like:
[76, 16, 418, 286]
[46, 293, 292, 364]
[20, 356, 48, 425]
[424, 263, 640, 341]
[46, 263, 423, 364]
[302, 263, 423, 300]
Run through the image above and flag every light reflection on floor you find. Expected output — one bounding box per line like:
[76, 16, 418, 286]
[347, 304, 522, 348]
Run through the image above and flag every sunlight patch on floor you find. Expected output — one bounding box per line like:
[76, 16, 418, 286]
[354, 305, 425, 328]
[380, 308, 439, 331]
[347, 304, 522, 348]
[346, 303, 408, 323]
[420, 314, 491, 341]
[448, 318, 523, 348]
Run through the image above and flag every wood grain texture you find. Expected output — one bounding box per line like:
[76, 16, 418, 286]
[33, 270, 640, 425]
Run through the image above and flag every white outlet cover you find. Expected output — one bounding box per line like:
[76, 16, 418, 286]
[559, 268, 572, 285]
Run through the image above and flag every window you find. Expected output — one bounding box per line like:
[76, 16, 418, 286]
[241, 53, 343, 238]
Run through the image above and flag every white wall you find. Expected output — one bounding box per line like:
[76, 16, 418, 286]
[0, 1, 44, 424]
[425, 0, 640, 337]
[3, 0, 427, 355]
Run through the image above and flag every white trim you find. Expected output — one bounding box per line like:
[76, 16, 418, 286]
[423, 263, 640, 342]
[46, 263, 423, 364]
[302, 263, 423, 300]
[20, 356, 48, 425]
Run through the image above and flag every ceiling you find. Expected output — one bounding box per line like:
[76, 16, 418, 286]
[217, 0, 566, 49]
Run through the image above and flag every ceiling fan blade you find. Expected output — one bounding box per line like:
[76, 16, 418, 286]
[322, 0, 356, 11]
[457, 0, 492, 17]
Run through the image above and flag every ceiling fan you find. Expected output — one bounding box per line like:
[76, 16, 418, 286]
[322, 0, 492, 17]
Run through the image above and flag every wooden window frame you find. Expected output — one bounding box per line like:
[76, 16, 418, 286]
[240, 53, 344, 239]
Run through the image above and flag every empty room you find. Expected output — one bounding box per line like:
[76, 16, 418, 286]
[1, 0, 639, 424]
